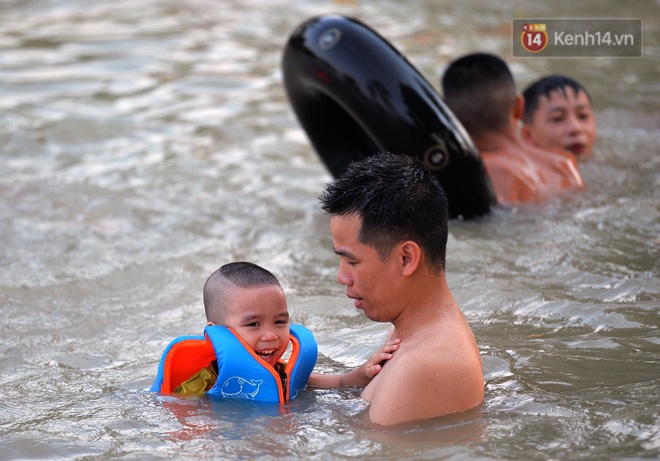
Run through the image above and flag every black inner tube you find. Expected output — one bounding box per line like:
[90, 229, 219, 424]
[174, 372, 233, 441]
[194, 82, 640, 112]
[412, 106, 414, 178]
[282, 14, 496, 219]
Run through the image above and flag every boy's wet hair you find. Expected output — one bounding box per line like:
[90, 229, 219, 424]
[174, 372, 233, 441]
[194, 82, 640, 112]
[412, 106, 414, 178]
[217, 261, 280, 288]
[523, 75, 591, 124]
[203, 262, 281, 322]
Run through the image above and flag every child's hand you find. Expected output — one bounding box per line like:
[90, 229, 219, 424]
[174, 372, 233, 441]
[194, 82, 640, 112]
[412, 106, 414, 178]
[308, 338, 401, 389]
[363, 338, 401, 379]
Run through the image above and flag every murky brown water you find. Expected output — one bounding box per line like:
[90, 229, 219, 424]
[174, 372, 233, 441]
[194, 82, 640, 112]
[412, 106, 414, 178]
[1, 0, 658, 459]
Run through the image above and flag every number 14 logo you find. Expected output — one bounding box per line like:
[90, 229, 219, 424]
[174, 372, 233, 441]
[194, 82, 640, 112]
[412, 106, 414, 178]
[521, 23, 548, 52]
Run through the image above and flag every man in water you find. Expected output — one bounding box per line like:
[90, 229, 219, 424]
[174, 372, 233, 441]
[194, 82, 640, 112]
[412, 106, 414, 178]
[319, 153, 484, 426]
[441, 52, 583, 205]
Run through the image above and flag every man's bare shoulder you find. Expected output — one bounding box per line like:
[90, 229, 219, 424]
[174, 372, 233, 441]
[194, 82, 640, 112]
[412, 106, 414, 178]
[366, 343, 483, 425]
[481, 147, 529, 171]
[377, 328, 481, 393]
[390, 338, 476, 376]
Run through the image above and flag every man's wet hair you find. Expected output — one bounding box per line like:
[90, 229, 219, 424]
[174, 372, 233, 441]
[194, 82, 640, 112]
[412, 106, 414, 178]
[441, 52, 516, 138]
[320, 152, 449, 271]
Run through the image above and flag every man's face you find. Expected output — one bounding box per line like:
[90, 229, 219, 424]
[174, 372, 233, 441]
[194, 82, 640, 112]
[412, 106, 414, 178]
[329, 213, 402, 322]
[219, 284, 290, 368]
[523, 87, 597, 160]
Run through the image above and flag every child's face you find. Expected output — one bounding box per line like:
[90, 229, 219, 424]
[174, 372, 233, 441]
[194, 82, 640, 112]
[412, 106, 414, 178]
[220, 284, 290, 368]
[523, 87, 597, 160]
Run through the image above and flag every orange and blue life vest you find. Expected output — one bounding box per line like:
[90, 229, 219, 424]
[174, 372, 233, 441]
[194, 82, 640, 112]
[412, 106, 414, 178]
[150, 324, 317, 403]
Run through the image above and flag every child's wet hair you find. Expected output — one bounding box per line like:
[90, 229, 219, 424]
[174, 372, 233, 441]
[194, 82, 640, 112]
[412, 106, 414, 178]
[523, 75, 591, 123]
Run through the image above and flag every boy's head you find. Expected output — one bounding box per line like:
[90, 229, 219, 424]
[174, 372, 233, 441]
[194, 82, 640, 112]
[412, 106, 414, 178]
[203, 262, 289, 367]
[521, 75, 597, 160]
[441, 52, 519, 139]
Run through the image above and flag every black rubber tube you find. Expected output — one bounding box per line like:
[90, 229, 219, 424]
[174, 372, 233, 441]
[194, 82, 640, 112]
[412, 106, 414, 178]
[282, 14, 495, 219]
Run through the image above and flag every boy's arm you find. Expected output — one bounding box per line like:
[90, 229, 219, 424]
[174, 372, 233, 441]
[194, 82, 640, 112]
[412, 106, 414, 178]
[307, 338, 400, 389]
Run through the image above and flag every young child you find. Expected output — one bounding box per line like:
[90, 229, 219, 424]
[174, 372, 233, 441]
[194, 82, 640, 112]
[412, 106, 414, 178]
[521, 75, 597, 161]
[441, 53, 584, 205]
[150, 262, 400, 402]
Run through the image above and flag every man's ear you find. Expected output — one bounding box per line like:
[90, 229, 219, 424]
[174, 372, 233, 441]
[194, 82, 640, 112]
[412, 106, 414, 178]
[520, 122, 533, 144]
[207, 321, 216, 326]
[400, 241, 421, 276]
[513, 94, 524, 121]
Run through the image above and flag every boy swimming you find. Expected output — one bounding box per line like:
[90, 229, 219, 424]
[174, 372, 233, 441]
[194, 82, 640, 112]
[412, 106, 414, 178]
[521, 75, 597, 161]
[151, 262, 399, 400]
